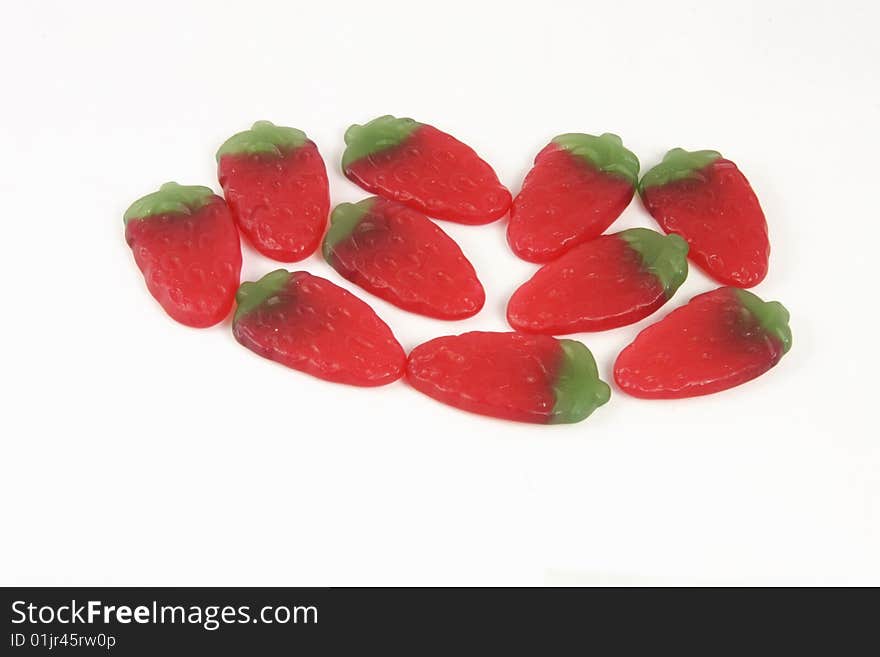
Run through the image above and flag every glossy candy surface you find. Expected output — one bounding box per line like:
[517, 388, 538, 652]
[323, 197, 485, 319]
[217, 121, 329, 262]
[342, 115, 511, 225]
[639, 148, 769, 288]
[407, 331, 610, 424]
[124, 182, 242, 328]
[233, 270, 406, 386]
[508, 228, 689, 334]
[614, 287, 792, 398]
[508, 133, 639, 263]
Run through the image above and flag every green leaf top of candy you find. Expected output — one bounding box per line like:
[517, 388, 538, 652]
[552, 133, 640, 187]
[322, 198, 377, 260]
[549, 340, 611, 424]
[233, 269, 292, 325]
[638, 147, 722, 193]
[342, 115, 422, 170]
[619, 228, 689, 298]
[216, 120, 309, 161]
[734, 288, 793, 355]
[123, 182, 216, 225]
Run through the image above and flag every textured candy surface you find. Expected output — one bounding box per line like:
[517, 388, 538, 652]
[217, 121, 329, 262]
[406, 331, 610, 424]
[232, 270, 405, 386]
[614, 287, 792, 398]
[124, 182, 242, 328]
[342, 115, 511, 225]
[507, 229, 688, 333]
[323, 197, 484, 319]
[508, 134, 639, 262]
[640, 148, 769, 287]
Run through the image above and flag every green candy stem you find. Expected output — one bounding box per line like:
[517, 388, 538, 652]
[551, 133, 640, 186]
[216, 120, 308, 161]
[341, 115, 422, 171]
[734, 289, 793, 355]
[619, 228, 689, 298]
[233, 269, 293, 325]
[322, 197, 377, 260]
[638, 147, 722, 194]
[123, 182, 216, 225]
[549, 340, 611, 424]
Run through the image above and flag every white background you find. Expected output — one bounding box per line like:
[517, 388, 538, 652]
[1, 0, 877, 586]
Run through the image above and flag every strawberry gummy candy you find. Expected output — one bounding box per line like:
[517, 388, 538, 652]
[232, 270, 406, 387]
[508, 228, 689, 334]
[508, 133, 639, 263]
[614, 287, 792, 398]
[639, 148, 770, 288]
[407, 331, 610, 424]
[342, 115, 511, 225]
[323, 197, 485, 319]
[217, 120, 330, 262]
[124, 182, 242, 328]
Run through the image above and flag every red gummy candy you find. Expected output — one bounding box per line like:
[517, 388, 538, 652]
[508, 133, 639, 263]
[614, 287, 792, 399]
[323, 197, 485, 319]
[124, 182, 242, 328]
[507, 228, 689, 334]
[342, 115, 511, 225]
[217, 121, 329, 262]
[639, 148, 770, 288]
[232, 270, 406, 387]
[407, 331, 610, 424]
